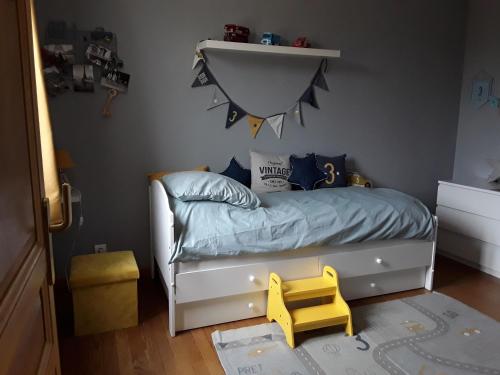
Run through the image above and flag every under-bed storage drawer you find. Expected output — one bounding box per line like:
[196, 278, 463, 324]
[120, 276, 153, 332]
[175, 257, 319, 303]
[319, 241, 433, 278]
[341, 267, 426, 300]
[176, 291, 267, 331]
[175, 268, 428, 331]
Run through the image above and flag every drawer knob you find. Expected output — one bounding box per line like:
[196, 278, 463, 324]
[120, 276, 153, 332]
[248, 275, 256, 283]
[248, 302, 255, 310]
[370, 282, 376, 288]
[375, 257, 383, 264]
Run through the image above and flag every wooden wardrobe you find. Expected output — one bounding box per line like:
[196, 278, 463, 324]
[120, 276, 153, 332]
[0, 0, 70, 373]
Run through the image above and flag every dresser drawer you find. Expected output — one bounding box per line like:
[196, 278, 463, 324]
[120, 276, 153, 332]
[341, 267, 426, 300]
[438, 228, 500, 278]
[175, 257, 319, 303]
[437, 183, 500, 221]
[319, 241, 433, 279]
[176, 291, 267, 331]
[437, 205, 500, 246]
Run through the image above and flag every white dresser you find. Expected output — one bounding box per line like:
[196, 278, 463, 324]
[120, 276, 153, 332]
[437, 180, 500, 278]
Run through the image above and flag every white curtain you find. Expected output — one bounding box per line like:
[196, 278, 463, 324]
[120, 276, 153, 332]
[31, 3, 62, 225]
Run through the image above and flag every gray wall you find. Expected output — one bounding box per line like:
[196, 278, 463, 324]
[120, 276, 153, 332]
[453, 0, 500, 187]
[36, 0, 466, 275]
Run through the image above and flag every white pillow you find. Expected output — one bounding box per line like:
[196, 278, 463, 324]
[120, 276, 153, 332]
[162, 171, 261, 209]
[250, 150, 291, 193]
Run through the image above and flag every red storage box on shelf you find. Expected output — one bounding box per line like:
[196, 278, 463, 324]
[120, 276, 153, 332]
[224, 24, 249, 42]
[224, 34, 248, 43]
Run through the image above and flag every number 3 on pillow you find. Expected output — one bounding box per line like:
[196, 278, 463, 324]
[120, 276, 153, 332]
[324, 162, 336, 185]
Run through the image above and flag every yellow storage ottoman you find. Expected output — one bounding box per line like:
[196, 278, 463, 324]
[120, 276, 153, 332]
[70, 251, 140, 336]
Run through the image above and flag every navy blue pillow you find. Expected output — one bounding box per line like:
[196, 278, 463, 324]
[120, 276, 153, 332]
[287, 154, 327, 191]
[315, 154, 348, 188]
[220, 157, 251, 188]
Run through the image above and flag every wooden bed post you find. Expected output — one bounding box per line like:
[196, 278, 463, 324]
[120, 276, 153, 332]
[168, 262, 176, 337]
[425, 215, 438, 291]
[149, 185, 155, 280]
[150, 180, 177, 336]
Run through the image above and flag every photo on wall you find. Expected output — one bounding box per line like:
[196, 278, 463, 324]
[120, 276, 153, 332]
[72, 64, 94, 92]
[101, 63, 130, 93]
[43, 44, 75, 65]
[85, 43, 113, 66]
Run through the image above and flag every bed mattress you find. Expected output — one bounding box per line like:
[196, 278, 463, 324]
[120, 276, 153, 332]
[168, 187, 434, 263]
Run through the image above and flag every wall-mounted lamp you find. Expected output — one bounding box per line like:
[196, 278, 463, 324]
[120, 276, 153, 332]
[55, 149, 75, 184]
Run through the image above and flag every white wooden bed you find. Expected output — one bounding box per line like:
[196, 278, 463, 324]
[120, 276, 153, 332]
[149, 180, 437, 337]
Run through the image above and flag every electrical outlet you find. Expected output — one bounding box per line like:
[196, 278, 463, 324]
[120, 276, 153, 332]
[94, 244, 107, 253]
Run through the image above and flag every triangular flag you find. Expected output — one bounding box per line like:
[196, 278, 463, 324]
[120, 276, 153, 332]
[299, 86, 319, 109]
[247, 115, 264, 138]
[290, 102, 303, 126]
[207, 86, 228, 110]
[225, 101, 246, 128]
[192, 49, 205, 70]
[266, 113, 284, 138]
[312, 69, 329, 91]
[191, 64, 216, 87]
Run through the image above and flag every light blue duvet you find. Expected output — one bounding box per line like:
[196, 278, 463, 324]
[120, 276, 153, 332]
[168, 187, 434, 263]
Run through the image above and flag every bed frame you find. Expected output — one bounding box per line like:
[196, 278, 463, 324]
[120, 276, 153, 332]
[149, 180, 438, 337]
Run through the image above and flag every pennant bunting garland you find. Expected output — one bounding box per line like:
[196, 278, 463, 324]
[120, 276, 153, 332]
[290, 102, 303, 127]
[266, 114, 284, 139]
[191, 57, 329, 138]
[247, 115, 265, 138]
[191, 64, 216, 87]
[192, 49, 205, 70]
[207, 86, 229, 110]
[312, 68, 329, 91]
[299, 85, 319, 109]
[225, 101, 246, 128]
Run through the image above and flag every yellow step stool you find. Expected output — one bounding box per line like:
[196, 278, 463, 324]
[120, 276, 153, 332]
[267, 266, 353, 348]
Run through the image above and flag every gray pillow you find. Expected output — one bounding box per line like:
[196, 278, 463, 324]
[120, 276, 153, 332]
[250, 150, 291, 193]
[162, 171, 261, 209]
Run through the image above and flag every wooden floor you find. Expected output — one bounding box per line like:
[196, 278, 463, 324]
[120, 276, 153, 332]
[55, 256, 500, 375]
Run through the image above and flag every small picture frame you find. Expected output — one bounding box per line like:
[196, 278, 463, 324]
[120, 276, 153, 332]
[73, 64, 94, 92]
[43, 44, 75, 65]
[101, 65, 130, 93]
[85, 43, 113, 66]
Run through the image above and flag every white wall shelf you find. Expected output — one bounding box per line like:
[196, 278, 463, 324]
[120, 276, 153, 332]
[197, 40, 341, 59]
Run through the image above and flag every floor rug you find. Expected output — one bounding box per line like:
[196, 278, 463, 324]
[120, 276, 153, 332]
[212, 293, 500, 375]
